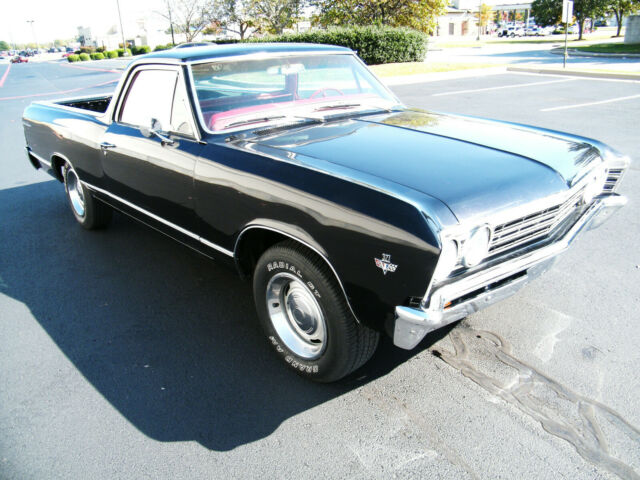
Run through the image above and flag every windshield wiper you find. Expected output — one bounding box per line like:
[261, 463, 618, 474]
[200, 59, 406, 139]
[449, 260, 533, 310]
[313, 103, 361, 112]
[226, 115, 287, 128]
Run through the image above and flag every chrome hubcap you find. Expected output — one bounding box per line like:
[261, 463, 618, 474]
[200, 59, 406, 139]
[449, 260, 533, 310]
[266, 272, 326, 359]
[66, 168, 85, 217]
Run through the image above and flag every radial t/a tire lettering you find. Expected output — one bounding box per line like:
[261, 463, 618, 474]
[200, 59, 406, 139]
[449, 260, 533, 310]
[253, 240, 379, 382]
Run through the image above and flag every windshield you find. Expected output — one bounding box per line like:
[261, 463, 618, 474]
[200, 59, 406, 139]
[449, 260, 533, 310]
[190, 53, 399, 132]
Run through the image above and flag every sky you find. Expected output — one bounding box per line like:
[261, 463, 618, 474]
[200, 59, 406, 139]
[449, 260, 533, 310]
[1, 0, 170, 45]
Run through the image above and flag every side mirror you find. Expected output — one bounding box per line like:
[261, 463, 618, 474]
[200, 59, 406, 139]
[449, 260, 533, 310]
[144, 117, 175, 146]
[150, 117, 163, 132]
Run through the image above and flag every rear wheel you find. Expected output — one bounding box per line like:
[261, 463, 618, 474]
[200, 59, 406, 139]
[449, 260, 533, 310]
[63, 163, 112, 229]
[253, 241, 379, 382]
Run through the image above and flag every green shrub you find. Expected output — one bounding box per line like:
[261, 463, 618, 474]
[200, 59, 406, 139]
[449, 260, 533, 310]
[96, 46, 105, 53]
[116, 48, 132, 57]
[90, 52, 105, 60]
[153, 43, 174, 51]
[214, 26, 428, 65]
[132, 45, 151, 55]
[67, 54, 80, 62]
[106, 50, 118, 59]
[78, 46, 95, 54]
[78, 53, 91, 61]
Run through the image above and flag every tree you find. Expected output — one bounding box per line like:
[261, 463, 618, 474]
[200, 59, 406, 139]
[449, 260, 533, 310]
[0, 40, 10, 51]
[531, 0, 562, 27]
[159, 0, 215, 42]
[252, 0, 303, 34]
[478, 4, 493, 34]
[608, 0, 640, 36]
[311, 0, 448, 34]
[531, 0, 607, 39]
[574, 0, 608, 39]
[214, 0, 260, 39]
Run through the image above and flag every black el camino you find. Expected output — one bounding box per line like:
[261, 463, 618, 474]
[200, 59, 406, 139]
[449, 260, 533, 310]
[22, 44, 629, 381]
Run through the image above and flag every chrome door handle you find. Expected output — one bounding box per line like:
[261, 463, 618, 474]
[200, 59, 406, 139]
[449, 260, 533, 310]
[100, 142, 116, 150]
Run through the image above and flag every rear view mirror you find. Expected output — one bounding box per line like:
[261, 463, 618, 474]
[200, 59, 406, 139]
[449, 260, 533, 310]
[267, 64, 305, 75]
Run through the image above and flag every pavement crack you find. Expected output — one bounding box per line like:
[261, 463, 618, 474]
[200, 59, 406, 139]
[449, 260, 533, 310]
[434, 326, 640, 480]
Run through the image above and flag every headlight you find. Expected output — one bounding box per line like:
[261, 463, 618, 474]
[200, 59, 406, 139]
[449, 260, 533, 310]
[462, 226, 491, 267]
[433, 239, 458, 281]
[582, 166, 607, 204]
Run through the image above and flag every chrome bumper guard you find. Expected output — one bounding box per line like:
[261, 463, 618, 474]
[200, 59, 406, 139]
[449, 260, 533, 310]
[393, 194, 627, 350]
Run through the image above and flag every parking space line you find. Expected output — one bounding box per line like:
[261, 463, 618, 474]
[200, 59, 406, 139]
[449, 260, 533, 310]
[541, 94, 640, 112]
[59, 63, 121, 74]
[0, 64, 11, 87]
[432, 78, 576, 96]
[0, 78, 118, 101]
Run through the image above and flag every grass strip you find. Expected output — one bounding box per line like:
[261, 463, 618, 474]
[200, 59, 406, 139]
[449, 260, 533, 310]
[574, 43, 640, 54]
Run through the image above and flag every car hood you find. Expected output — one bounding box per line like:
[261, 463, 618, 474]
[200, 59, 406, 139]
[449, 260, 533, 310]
[247, 109, 604, 224]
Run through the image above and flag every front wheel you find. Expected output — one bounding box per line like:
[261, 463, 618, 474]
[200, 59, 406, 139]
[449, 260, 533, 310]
[63, 162, 112, 229]
[253, 241, 379, 382]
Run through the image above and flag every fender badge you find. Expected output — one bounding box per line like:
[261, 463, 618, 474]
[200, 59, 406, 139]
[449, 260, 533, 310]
[374, 253, 398, 275]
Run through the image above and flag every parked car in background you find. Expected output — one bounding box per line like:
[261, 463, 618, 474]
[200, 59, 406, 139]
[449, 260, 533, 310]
[498, 26, 525, 37]
[525, 26, 550, 36]
[173, 42, 211, 49]
[22, 44, 630, 382]
[11, 55, 29, 63]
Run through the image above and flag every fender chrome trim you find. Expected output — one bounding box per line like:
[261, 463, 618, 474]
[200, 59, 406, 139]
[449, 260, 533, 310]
[25, 147, 51, 167]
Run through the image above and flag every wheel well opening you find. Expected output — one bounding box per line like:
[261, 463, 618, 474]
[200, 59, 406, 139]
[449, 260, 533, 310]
[50, 155, 66, 182]
[235, 229, 290, 279]
[236, 227, 360, 324]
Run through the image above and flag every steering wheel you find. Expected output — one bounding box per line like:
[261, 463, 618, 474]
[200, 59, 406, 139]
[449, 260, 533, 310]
[309, 87, 345, 99]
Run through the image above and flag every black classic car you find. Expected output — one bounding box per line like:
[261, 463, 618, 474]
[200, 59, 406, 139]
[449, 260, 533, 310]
[22, 44, 629, 382]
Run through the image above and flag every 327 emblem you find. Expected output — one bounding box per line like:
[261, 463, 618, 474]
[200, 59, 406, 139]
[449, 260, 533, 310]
[374, 253, 398, 275]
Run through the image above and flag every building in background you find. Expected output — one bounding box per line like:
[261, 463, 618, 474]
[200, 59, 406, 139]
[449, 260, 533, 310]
[435, 0, 533, 37]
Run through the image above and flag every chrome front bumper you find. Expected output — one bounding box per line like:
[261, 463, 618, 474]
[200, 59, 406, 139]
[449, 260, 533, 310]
[393, 194, 627, 350]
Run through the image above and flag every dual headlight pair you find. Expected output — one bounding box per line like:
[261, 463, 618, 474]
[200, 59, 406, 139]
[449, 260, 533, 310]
[434, 226, 492, 282]
[433, 164, 609, 283]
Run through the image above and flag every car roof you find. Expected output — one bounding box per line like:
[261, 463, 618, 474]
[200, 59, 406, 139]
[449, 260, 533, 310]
[142, 42, 353, 63]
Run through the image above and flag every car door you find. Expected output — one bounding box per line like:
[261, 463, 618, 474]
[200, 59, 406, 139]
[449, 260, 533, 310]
[100, 65, 203, 234]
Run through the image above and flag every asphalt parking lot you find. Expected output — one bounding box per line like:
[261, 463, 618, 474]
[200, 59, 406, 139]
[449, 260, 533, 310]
[1, 59, 639, 479]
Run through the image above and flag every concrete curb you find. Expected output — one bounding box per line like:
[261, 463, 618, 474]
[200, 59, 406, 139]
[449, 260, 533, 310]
[550, 47, 640, 59]
[507, 66, 640, 81]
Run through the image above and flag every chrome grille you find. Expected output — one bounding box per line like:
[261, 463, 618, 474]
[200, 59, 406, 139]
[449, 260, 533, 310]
[602, 168, 624, 193]
[489, 188, 584, 256]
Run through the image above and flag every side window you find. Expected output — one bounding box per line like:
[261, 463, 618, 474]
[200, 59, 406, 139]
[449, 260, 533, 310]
[119, 69, 177, 131]
[171, 79, 194, 137]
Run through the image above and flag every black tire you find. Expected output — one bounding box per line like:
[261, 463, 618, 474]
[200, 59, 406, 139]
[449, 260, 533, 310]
[253, 240, 379, 382]
[63, 162, 112, 229]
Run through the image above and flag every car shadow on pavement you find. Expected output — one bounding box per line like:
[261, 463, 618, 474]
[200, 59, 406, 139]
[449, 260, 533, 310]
[1, 181, 450, 451]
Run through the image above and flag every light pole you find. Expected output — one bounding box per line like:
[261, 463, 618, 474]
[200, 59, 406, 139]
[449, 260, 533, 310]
[115, 0, 128, 56]
[26, 20, 39, 52]
[477, 0, 481, 41]
[166, 0, 175, 45]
